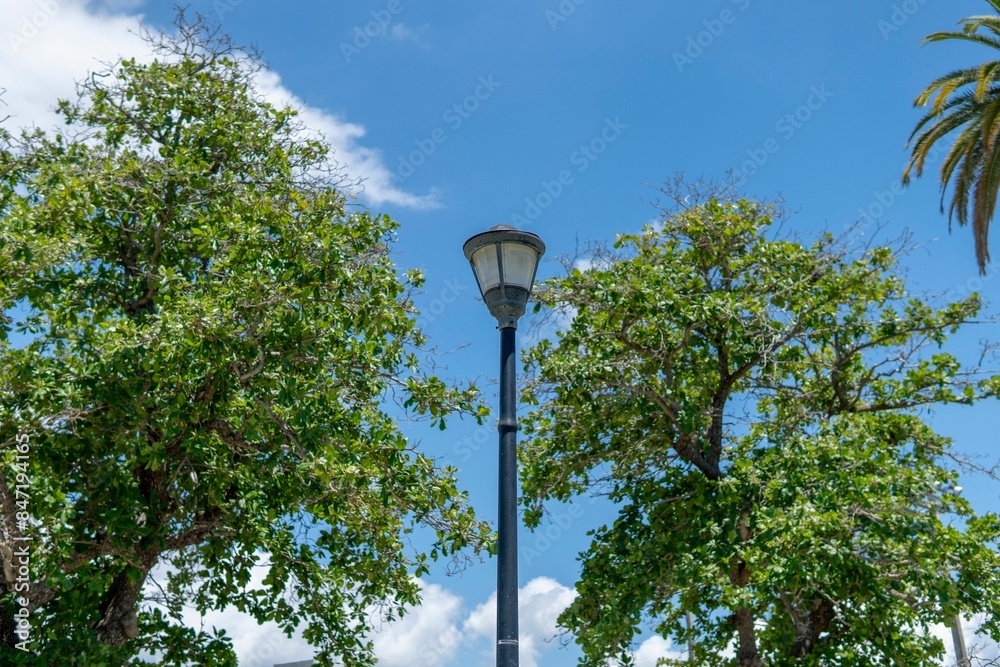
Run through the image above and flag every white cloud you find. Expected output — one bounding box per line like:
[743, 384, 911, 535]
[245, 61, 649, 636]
[254, 69, 441, 210]
[465, 577, 578, 667]
[371, 581, 464, 667]
[198, 600, 314, 667]
[142, 562, 465, 667]
[931, 615, 1000, 667]
[520, 302, 577, 350]
[134, 543, 1000, 667]
[90, 0, 146, 11]
[140, 559, 315, 666]
[390, 24, 413, 41]
[632, 635, 685, 667]
[572, 254, 616, 273]
[0, 0, 437, 210]
[0, 0, 143, 132]
[138, 562, 1000, 667]
[389, 23, 431, 49]
[644, 216, 664, 233]
[141, 563, 578, 667]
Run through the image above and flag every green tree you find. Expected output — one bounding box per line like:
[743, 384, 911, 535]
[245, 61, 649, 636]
[904, 0, 1000, 275]
[519, 183, 1000, 666]
[0, 16, 489, 667]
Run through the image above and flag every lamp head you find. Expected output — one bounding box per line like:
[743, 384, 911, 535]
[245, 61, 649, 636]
[463, 225, 546, 329]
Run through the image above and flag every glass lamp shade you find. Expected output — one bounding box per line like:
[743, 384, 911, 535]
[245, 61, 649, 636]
[468, 244, 502, 293]
[463, 225, 545, 327]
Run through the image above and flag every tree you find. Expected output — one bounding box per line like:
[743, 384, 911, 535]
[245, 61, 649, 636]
[904, 0, 1000, 275]
[0, 15, 489, 667]
[519, 182, 1000, 666]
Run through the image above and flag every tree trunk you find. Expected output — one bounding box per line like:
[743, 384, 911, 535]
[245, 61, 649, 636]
[1, 598, 17, 649]
[730, 510, 762, 666]
[733, 606, 764, 667]
[790, 597, 835, 658]
[92, 549, 159, 646]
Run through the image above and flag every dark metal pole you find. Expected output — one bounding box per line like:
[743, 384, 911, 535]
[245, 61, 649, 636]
[497, 324, 519, 667]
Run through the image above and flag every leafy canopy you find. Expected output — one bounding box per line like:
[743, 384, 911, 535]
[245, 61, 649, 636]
[520, 184, 1000, 667]
[0, 15, 489, 667]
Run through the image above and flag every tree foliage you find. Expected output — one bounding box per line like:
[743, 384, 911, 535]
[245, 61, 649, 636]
[904, 0, 1000, 274]
[520, 182, 1000, 666]
[0, 15, 489, 666]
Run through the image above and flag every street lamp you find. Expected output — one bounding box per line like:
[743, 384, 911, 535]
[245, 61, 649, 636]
[463, 225, 546, 667]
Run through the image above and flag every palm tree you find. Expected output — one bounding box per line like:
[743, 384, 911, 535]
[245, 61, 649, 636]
[904, 0, 1000, 275]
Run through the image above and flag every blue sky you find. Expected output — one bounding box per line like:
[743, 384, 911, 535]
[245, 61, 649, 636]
[2, 0, 999, 665]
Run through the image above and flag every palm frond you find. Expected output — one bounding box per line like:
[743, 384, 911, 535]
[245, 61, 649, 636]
[971, 108, 1000, 270]
[923, 30, 1000, 53]
[948, 130, 981, 226]
[917, 68, 985, 111]
[937, 122, 980, 198]
[915, 67, 986, 107]
[908, 90, 992, 143]
[979, 98, 1000, 143]
[963, 14, 1000, 38]
[937, 135, 969, 197]
[906, 105, 983, 179]
[907, 0, 999, 272]
[975, 61, 1000, 99]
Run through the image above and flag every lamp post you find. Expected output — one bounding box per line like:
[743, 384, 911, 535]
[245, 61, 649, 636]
[463, 225, 546, 667]
[930, 482, 970, 667]
[951, 616, 970, 667]
[944, 487, 970, 667]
